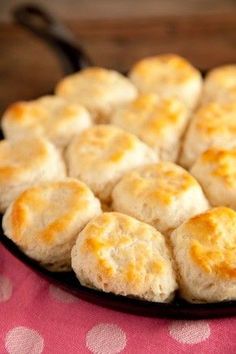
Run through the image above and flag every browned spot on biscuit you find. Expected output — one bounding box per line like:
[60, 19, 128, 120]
[11, 203, 27, 241]
[187, 207, 236, 280]
[201, 148, 236, 187]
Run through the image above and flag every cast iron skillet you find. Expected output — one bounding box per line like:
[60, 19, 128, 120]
[1, 4, 235, 319]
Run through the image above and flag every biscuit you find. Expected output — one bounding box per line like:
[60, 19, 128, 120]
[0, 137, 66, 212]
[71, 212, 177, 302]
[112, 162, 209, 235]
[201, 65, 236, 105]
[3, 179, 102, 271]
[170, 207, 236, 302]
[65, 125, 157, 204]
[191, 147, 236, 210]
[179, 102, 236, 168]
[1, 95, 92, 150]
[55, 67, 138, 123]
[129, 54, 202, 109]
[110, 94, 189, 161]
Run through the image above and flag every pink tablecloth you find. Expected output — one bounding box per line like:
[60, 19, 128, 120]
[0, 244, 236, 354]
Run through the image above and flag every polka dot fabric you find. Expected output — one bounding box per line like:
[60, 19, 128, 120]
[0, 244, 236, 354]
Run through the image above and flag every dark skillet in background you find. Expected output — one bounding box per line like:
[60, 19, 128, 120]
[0, 4, 235, 319]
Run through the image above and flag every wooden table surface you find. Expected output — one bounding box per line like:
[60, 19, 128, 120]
[1, 0, 236, 115]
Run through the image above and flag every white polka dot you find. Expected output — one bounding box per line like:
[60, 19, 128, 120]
[49, 285, 77, 303]
[86, 323, 127, 354]
[0, 274, 12, 302]
[169, 320, 211, 344]
[5, 326, 44, 354]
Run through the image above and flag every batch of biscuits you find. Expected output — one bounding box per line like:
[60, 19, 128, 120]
[1, 54, 236, 304]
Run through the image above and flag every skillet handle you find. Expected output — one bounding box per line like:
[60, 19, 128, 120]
[12, 4, 92, 74]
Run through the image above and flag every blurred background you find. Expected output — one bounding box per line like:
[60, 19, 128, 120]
[1, 0, 236, 114]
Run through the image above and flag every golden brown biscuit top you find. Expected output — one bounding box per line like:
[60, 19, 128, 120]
[201, 148, 236, 187]
[195, 102, 236, 136]
[205, 65, 236, 90]
[56, 67, 136, 103]
[3, 96, 87, 133]
[81, 212, 166, 286]
[184, 207, 236, 279]
[112, 94, 187, 145]
[10, 179, 93, 246]
[0, 137, 51, 182]
[117, 162, 198, 205]
[130, 54, 199, 85]
[68, 125, 145, 166]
